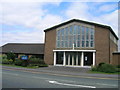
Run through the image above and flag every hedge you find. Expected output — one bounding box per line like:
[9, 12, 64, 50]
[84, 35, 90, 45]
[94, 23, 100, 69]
[91, 63, 116, 73]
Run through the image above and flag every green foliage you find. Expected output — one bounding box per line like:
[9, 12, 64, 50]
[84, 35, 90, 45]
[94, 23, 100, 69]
[97, 63, 116, 73]
[2, 59, 10, 64]
[91, 66, 97, 71]
[38, 64, 48, 67]
[29, 57, 45, 64]
[8, 59, 13, 64]
[2, 55, 7, 60]
[14, 59, 23, 66]
[6, 52, 16, 62]
[2, 59, 13, 64]
[91, 63, 116, 73]
[98, 62, 105, 67]
[29, 57, 47, 67]
[116, 65, 120, 68]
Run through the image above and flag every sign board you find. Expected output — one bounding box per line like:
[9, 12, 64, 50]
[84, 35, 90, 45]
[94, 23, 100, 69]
[85, 56, 88, 61]
[21, 56, 28, 60]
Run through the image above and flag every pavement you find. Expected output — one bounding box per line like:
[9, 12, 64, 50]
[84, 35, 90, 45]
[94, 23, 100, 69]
[2, 65, 119, 79]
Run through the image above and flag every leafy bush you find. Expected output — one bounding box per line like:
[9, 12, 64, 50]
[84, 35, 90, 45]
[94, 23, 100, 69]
[91, 63, 116, 73]
[98, 62, 105, 67]
[29, 57, 47, 67]
[8, 59, 14, 64]
[6, 52, 16, 62]
[2, 59, 13, 64]
[97, 63, 116, 73]
[2, 59, 10, 64]
[38, 64, 48, 67]
[21, 61, 28, 67]
[14, 59, 23, 66]
[91, 66, 97, 71]
[2, 55, 7, 60]
[29, 57, 45, 64]
[116, 65, 120, 68]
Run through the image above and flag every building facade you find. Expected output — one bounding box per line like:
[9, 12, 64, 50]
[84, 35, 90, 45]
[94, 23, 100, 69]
[1, 43, 44, 59]
[44, 19, 118, 67]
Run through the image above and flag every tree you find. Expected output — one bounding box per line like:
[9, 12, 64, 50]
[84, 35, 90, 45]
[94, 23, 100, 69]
[6, 52, 16, 62]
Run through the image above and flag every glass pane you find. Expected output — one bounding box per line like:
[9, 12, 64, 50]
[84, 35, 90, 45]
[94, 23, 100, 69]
[82, 26, 85, 35]
[57, 41, 60, 48]
[90, 41, 94, 47]
[57, 36, 60, 40]
[78, 35, 80, 40]
[82, 41, 85, 47]
[91, 35, 93, 40]
[65, 27, 68, 35]
[78, 53, 81, 65]
[70, 53, 72, 65]
[66, 53, 68, 65]
[82, 35, 85, 40]
[61, 29, 64, 35]
[86, 41, 89, 47]
[65, 41, 68, 47]
[77, 41, 80, 47]
[74, 25, 78, 34]
[78, 26, 81, 34]
[70, 25, 73, 34]
[56, 52, 63, 64]
[74, 53, 76, 65]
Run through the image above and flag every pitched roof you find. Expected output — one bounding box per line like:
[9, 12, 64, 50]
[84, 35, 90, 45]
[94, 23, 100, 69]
[1, 43, 44, 54]
[44, 19, 119, 40]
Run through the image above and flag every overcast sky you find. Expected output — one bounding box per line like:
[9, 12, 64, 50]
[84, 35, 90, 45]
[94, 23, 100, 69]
[0, 0, 120, 51]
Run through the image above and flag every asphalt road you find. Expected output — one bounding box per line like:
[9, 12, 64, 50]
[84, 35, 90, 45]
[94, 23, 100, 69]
[2, 68, 119, 88]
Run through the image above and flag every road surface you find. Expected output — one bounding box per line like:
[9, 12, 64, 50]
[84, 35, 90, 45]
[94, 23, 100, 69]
[2, 67, 119, 88]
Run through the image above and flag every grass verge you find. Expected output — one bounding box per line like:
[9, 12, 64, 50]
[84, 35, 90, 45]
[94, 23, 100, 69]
[1, 64, 40, 69]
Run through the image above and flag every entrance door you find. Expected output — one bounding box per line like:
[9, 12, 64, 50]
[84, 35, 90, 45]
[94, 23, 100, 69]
[65, 52, 81, 66]
[84, 52, 93, 66]
[56, 52, 63, 65]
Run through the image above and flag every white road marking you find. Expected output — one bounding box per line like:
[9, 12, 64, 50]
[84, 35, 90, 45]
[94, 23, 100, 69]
[96, 83, 117, 86]
[48, 80, 96, 88]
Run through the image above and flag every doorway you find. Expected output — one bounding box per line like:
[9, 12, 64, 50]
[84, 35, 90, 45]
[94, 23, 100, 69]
[84, 52, 93, 66]
[65, 52, 81, 66]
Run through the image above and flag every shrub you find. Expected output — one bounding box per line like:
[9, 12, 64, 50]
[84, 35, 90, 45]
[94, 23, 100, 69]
[91, 66, 97, 71]
[2, 59, 10, 64]
[28, 57, 47, 67]
[116, 65, 120, 68]
[14, 59, 23, 66]
[98, 62, 105, 67]
[2, 55, 7, 60]
[97, 63, 116, 73]
[2, 59, 13, 64]
[38, 64, 48, 67]
[21, 61, 28, 67]
[6, 52, 16, 62]
[8, 59, 14, 64]
[29, 57, 45, 64]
